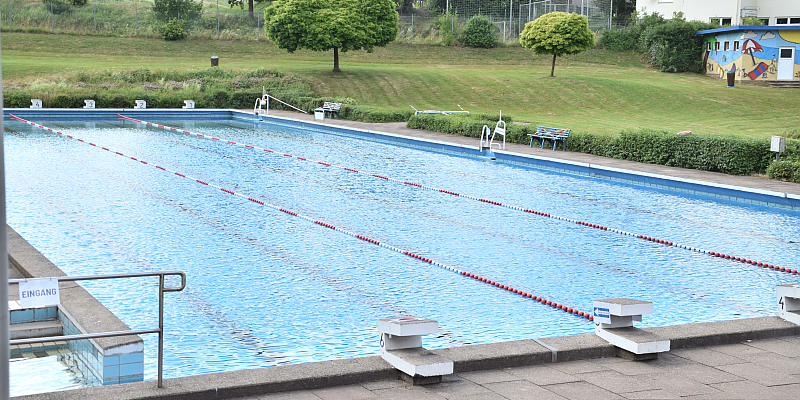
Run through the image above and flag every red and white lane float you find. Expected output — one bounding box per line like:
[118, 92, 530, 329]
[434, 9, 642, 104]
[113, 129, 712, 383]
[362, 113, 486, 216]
[115, 115, 797, 276]
[12, 113, 592, 321]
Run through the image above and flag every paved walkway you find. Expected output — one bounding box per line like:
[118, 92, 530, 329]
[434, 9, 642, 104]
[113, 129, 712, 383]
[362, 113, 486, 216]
[254, 109, 800, 197]
[237, 335, 800, 400]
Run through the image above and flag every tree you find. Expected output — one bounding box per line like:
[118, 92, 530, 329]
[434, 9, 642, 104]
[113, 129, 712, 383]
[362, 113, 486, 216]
[153, 0, 203, 23]
[520, 12, 594, 77]
[264, 0, 398, 72]
[461, 15, 497, 48]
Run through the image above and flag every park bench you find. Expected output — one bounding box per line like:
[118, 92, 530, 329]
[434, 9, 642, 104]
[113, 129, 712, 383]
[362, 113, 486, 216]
[528, 125, 570, 151]
[315, 102, 342, 119]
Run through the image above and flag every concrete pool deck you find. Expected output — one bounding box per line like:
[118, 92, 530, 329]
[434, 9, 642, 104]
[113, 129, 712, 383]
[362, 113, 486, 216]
[11, 110, 800, 399]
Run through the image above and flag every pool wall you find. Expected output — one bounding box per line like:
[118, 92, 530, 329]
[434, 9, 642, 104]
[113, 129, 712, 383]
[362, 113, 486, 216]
[4, 108, 799, 211]
[8, 226, 145, 385]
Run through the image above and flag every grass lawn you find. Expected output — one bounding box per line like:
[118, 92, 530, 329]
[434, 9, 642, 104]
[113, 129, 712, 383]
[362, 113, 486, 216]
[2, 32, 799, 137]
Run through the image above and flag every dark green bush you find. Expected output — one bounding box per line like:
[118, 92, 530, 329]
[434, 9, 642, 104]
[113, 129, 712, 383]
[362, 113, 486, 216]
[49, 94, 86, 108]
[340, 105, 413, 123]
[766, 160, 800, 183]
[642, 19, 715, 73]
[599, 28, 638, 51]
[461, 15, 497, 48]
[3, 91, 34, 108]
[161, 18, 187, 41]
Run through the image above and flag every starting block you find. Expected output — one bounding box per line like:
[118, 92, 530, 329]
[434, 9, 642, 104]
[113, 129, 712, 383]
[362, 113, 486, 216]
[84, 100, 96, 109]
[134, 100, 147, 109]
[183, 100, 195, 109]
[594, 298, 670, 360]
[378, 316, 453, 385]
[777, 284, 800, 325]
[30, 99, 43, 108]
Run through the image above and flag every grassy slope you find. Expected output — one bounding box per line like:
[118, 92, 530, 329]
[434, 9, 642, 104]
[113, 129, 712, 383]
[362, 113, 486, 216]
[3, 32, 799, 137]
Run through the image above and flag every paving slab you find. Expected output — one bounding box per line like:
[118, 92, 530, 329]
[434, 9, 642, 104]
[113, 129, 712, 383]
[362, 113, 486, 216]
[365, 387, 442, 400]
[482, 380, 567, 400]
[716, 362, 800, 387]
[668, 347, 745, 367]
[574, 370, 660, 393]
[542, 381, 625, 400]
[504, 364, 583, 386]
[744, 337, 800, 357]
[456, 369, 520, 385]
[310, 384, 375, 400]
[619, 389, 681, 399]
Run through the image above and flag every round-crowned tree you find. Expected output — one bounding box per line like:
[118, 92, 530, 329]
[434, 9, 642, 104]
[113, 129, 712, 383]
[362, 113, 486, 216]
[520, 12, 594, 77]
[461, 15, 497, 48]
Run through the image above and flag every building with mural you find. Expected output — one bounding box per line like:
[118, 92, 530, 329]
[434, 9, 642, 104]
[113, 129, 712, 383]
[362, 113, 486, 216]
[636, 0, 800, 26]
[697, 26, 800, 82]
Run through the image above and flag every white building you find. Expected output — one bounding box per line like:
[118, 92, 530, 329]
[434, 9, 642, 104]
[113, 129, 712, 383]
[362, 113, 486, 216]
[636, 0, 800, 26]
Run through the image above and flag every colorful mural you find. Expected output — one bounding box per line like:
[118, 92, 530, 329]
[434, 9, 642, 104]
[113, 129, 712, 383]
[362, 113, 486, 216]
[702, 27, 800, 82]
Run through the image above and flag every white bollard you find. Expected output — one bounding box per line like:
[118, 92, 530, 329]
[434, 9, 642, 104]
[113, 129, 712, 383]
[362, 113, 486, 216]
[593, 298, 670, 359]
[378, 316, 453, 384]
[30, 99, 43, 108]
[83, 100, 96, 109]
[183, 100, 195, 109]
[777, 284, 800, 325]
[134, 100, 147, 109]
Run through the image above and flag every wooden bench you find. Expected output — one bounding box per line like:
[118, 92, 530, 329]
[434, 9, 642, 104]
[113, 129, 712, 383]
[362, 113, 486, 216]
[527, 126, 570, 151]
[315, 102, 342, 119]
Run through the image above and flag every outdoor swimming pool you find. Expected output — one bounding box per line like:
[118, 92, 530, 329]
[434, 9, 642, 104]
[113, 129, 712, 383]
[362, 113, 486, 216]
[5, 112, 800, 390]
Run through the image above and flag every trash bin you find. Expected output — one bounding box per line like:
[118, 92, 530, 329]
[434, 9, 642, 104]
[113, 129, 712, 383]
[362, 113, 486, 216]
[726, 71, 735, 88]
[211, 56, 219, 67]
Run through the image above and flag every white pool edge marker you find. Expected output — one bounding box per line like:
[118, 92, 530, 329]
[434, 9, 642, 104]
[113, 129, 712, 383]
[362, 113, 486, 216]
[10, 114, 592, 321]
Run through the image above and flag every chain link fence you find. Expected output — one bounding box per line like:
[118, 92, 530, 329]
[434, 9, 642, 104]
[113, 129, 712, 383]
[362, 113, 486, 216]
[0, 0, 611, 43]
[0, 0, 265, 39]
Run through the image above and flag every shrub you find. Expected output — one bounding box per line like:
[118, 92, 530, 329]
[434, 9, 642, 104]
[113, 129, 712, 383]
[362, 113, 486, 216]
[3, 91, 34, 108]
[642, 19, 715, 73]
[161, 18, 187, 41]
[599, 28, 638, 51]
[340, 105, 413, 123]
[766, 160, 800, 183]
[153, 0, 203, 23]
[461, 15, 497, 48]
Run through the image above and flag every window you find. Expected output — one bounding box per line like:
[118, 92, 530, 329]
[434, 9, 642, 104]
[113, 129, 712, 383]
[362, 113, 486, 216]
[759, 18, 770, 25]
[723, 42, 729, 51]
[780, 48, 793, 59]
[714, 42, 720, 51]
[734, 41, 740, 51]
[776, 17, 800, 25]
[711, 17, 732, 26]
[706, 42, 712, 51]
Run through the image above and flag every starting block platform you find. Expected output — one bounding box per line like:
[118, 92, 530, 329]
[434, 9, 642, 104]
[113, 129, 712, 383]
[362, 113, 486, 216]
[594, 298, 670, 359]
[777, 283, 800, 325]
[378, 317, 453, 385]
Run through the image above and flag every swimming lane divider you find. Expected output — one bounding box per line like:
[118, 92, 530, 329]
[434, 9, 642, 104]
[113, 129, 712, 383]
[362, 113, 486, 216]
[115, 115, 798, 277]
[11, 113, 592, 321]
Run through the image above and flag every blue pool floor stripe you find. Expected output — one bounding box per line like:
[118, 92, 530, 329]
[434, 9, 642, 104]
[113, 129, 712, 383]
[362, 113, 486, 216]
[116, 114, 798, 277]
[10, 113, 593, 321]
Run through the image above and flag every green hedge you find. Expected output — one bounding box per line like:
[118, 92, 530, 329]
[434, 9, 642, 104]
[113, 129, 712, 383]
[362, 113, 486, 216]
[766, 160, 800, 183]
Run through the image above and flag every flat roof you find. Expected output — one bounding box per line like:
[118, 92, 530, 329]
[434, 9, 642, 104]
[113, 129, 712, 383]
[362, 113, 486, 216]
[697, 25, 800, 35]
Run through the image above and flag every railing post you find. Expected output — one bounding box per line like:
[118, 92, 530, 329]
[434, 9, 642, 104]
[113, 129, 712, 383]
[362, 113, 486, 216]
[158, 273, 165, 388]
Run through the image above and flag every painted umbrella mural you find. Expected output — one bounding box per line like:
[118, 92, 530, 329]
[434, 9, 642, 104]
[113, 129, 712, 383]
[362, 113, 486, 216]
[742, 39, 763, 64]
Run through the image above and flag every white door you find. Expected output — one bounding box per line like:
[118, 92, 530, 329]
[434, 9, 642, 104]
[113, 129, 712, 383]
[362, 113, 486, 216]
[777, 47, 795, 81]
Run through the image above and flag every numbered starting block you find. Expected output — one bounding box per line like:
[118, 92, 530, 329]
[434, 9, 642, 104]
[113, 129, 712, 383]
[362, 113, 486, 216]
[183, 100, 195, 109]
[134, 100, 147, 109]
[83, 100, 96, 109]
[777, 284, 800, 325]
[594, 298, 670, 360]
[30, 99, 43, 108]
[378, 316, 453, 385]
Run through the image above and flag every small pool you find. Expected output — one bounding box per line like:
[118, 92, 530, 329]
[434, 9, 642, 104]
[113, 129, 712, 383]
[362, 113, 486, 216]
[5, 112, 800, 389]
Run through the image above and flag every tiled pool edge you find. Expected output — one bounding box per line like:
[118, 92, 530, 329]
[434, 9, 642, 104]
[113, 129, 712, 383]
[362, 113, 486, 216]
[5, 108, 799, 210]
[13, 316, 800, 400]
[7, 226, 145, 386]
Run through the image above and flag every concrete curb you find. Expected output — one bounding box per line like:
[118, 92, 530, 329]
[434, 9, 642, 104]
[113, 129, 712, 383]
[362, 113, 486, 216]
[15, 316, 800, 399]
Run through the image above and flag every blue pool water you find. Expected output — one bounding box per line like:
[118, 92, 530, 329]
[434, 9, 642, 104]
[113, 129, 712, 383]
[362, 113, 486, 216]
[5, 115, 800, 385]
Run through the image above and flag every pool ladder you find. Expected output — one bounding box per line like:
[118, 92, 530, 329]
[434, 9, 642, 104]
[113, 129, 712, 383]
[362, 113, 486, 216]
[254, 87, 308, 119]
[479, 112, 506, 152]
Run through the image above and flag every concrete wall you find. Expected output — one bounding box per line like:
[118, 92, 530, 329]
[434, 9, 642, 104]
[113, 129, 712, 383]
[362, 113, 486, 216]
[703, 28, 800, 81]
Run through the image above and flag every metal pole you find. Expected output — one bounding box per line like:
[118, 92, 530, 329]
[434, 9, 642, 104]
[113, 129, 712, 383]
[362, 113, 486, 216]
[609, 0, 613, 29]
[412, 14, 416, 44]
[94, 5, 96, 35]
[217, 0, 220, 39]
[9, 1, 12, 33]
[509, 0, 513, 37]
[158, 274, 164, 388]
[0, 30, 10, 400]
[50, 2, 53, 33]
[135, 1, 138, 36]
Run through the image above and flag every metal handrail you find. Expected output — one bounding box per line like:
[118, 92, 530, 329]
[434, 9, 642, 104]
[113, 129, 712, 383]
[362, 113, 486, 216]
[9, 271, 186, 388]
[254, 86, 308, 117]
